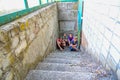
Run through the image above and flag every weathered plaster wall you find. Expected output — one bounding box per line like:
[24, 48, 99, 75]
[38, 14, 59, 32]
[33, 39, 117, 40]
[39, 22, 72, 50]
[82, 0, 120, 79]
[57, 2, 78, 37]
[0, 3, 58, 80]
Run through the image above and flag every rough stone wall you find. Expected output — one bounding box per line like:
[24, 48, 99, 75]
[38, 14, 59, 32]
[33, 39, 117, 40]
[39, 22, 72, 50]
[57, 2, 78, 37]
[82, 0, 120, 79]
[0, 3, 58, 80]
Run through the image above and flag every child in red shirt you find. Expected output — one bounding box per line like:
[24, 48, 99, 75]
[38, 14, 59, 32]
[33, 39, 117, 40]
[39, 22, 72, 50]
[56, 38, 66, 51]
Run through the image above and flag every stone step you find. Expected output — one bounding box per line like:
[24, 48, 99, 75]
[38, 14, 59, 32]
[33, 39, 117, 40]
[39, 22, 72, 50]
[49, 51, 81, 57]
[26, 70, 96, 80]
[44, 57, 93, 64]
[47, 54, 82, 59]
[36, 62, 94, 72]
[48, 52, 92, 59]
[47, 55, 93, 61]
[43, 58, 81, 64]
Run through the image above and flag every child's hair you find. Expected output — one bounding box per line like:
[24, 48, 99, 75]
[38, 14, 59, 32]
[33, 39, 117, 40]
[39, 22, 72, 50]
[74, 36, 78, 39]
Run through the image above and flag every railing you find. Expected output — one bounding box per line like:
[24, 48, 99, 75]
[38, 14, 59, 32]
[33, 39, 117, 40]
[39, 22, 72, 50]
[0, 0, 55, 26]
[0, 0, 78, 26]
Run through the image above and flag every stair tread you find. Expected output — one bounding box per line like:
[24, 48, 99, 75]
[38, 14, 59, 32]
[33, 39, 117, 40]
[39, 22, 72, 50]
[26, 70, 96, 80]
[36, 62, 96, 72]
[47, 52, 92, 59]
[44, 58, 82, 64]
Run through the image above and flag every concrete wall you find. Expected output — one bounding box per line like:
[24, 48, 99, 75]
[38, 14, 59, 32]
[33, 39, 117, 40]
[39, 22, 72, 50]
[57, 2, 78, 37]
[82, 0, 120, 79]
[0, 3, 58, 80]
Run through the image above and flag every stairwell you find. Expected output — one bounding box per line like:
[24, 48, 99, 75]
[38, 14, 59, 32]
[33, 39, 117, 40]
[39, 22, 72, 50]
[26, 50, 114, 80]
[0, 1, 120, 80]
[25, 2, 117, 80]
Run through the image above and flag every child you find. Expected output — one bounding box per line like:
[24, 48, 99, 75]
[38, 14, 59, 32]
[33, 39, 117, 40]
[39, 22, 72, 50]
[56, 38, 66, 51]
[69, 36, 78, 51]
[62, 33, 68, 46]
[68, 33, 74, 46]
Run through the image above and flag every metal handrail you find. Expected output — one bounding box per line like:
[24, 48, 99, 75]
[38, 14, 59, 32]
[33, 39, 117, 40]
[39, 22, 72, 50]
[0, 0, 78, 26]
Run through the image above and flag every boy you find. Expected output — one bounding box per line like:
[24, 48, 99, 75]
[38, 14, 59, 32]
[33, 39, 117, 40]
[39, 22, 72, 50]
[62, 33, 68, 46]
[69, 36, 78, 51]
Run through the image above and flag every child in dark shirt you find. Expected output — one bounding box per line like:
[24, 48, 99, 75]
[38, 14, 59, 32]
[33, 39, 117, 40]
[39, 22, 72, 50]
[69, 36, 78, 51]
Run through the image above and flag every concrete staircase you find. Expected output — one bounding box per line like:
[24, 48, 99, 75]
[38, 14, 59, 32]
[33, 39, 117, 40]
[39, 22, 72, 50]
[26, 50, 113, 80]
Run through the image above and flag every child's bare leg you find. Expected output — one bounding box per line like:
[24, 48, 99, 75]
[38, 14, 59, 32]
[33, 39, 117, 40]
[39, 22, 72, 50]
[68, 40, 70, 46]
[57, 40, 63, 50]
[72, 45, 78, 51]
[62, 41, 66, 47]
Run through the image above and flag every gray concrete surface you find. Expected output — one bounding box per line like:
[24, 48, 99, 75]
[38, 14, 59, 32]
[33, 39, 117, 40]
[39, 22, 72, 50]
[26, 50, 115, 80]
